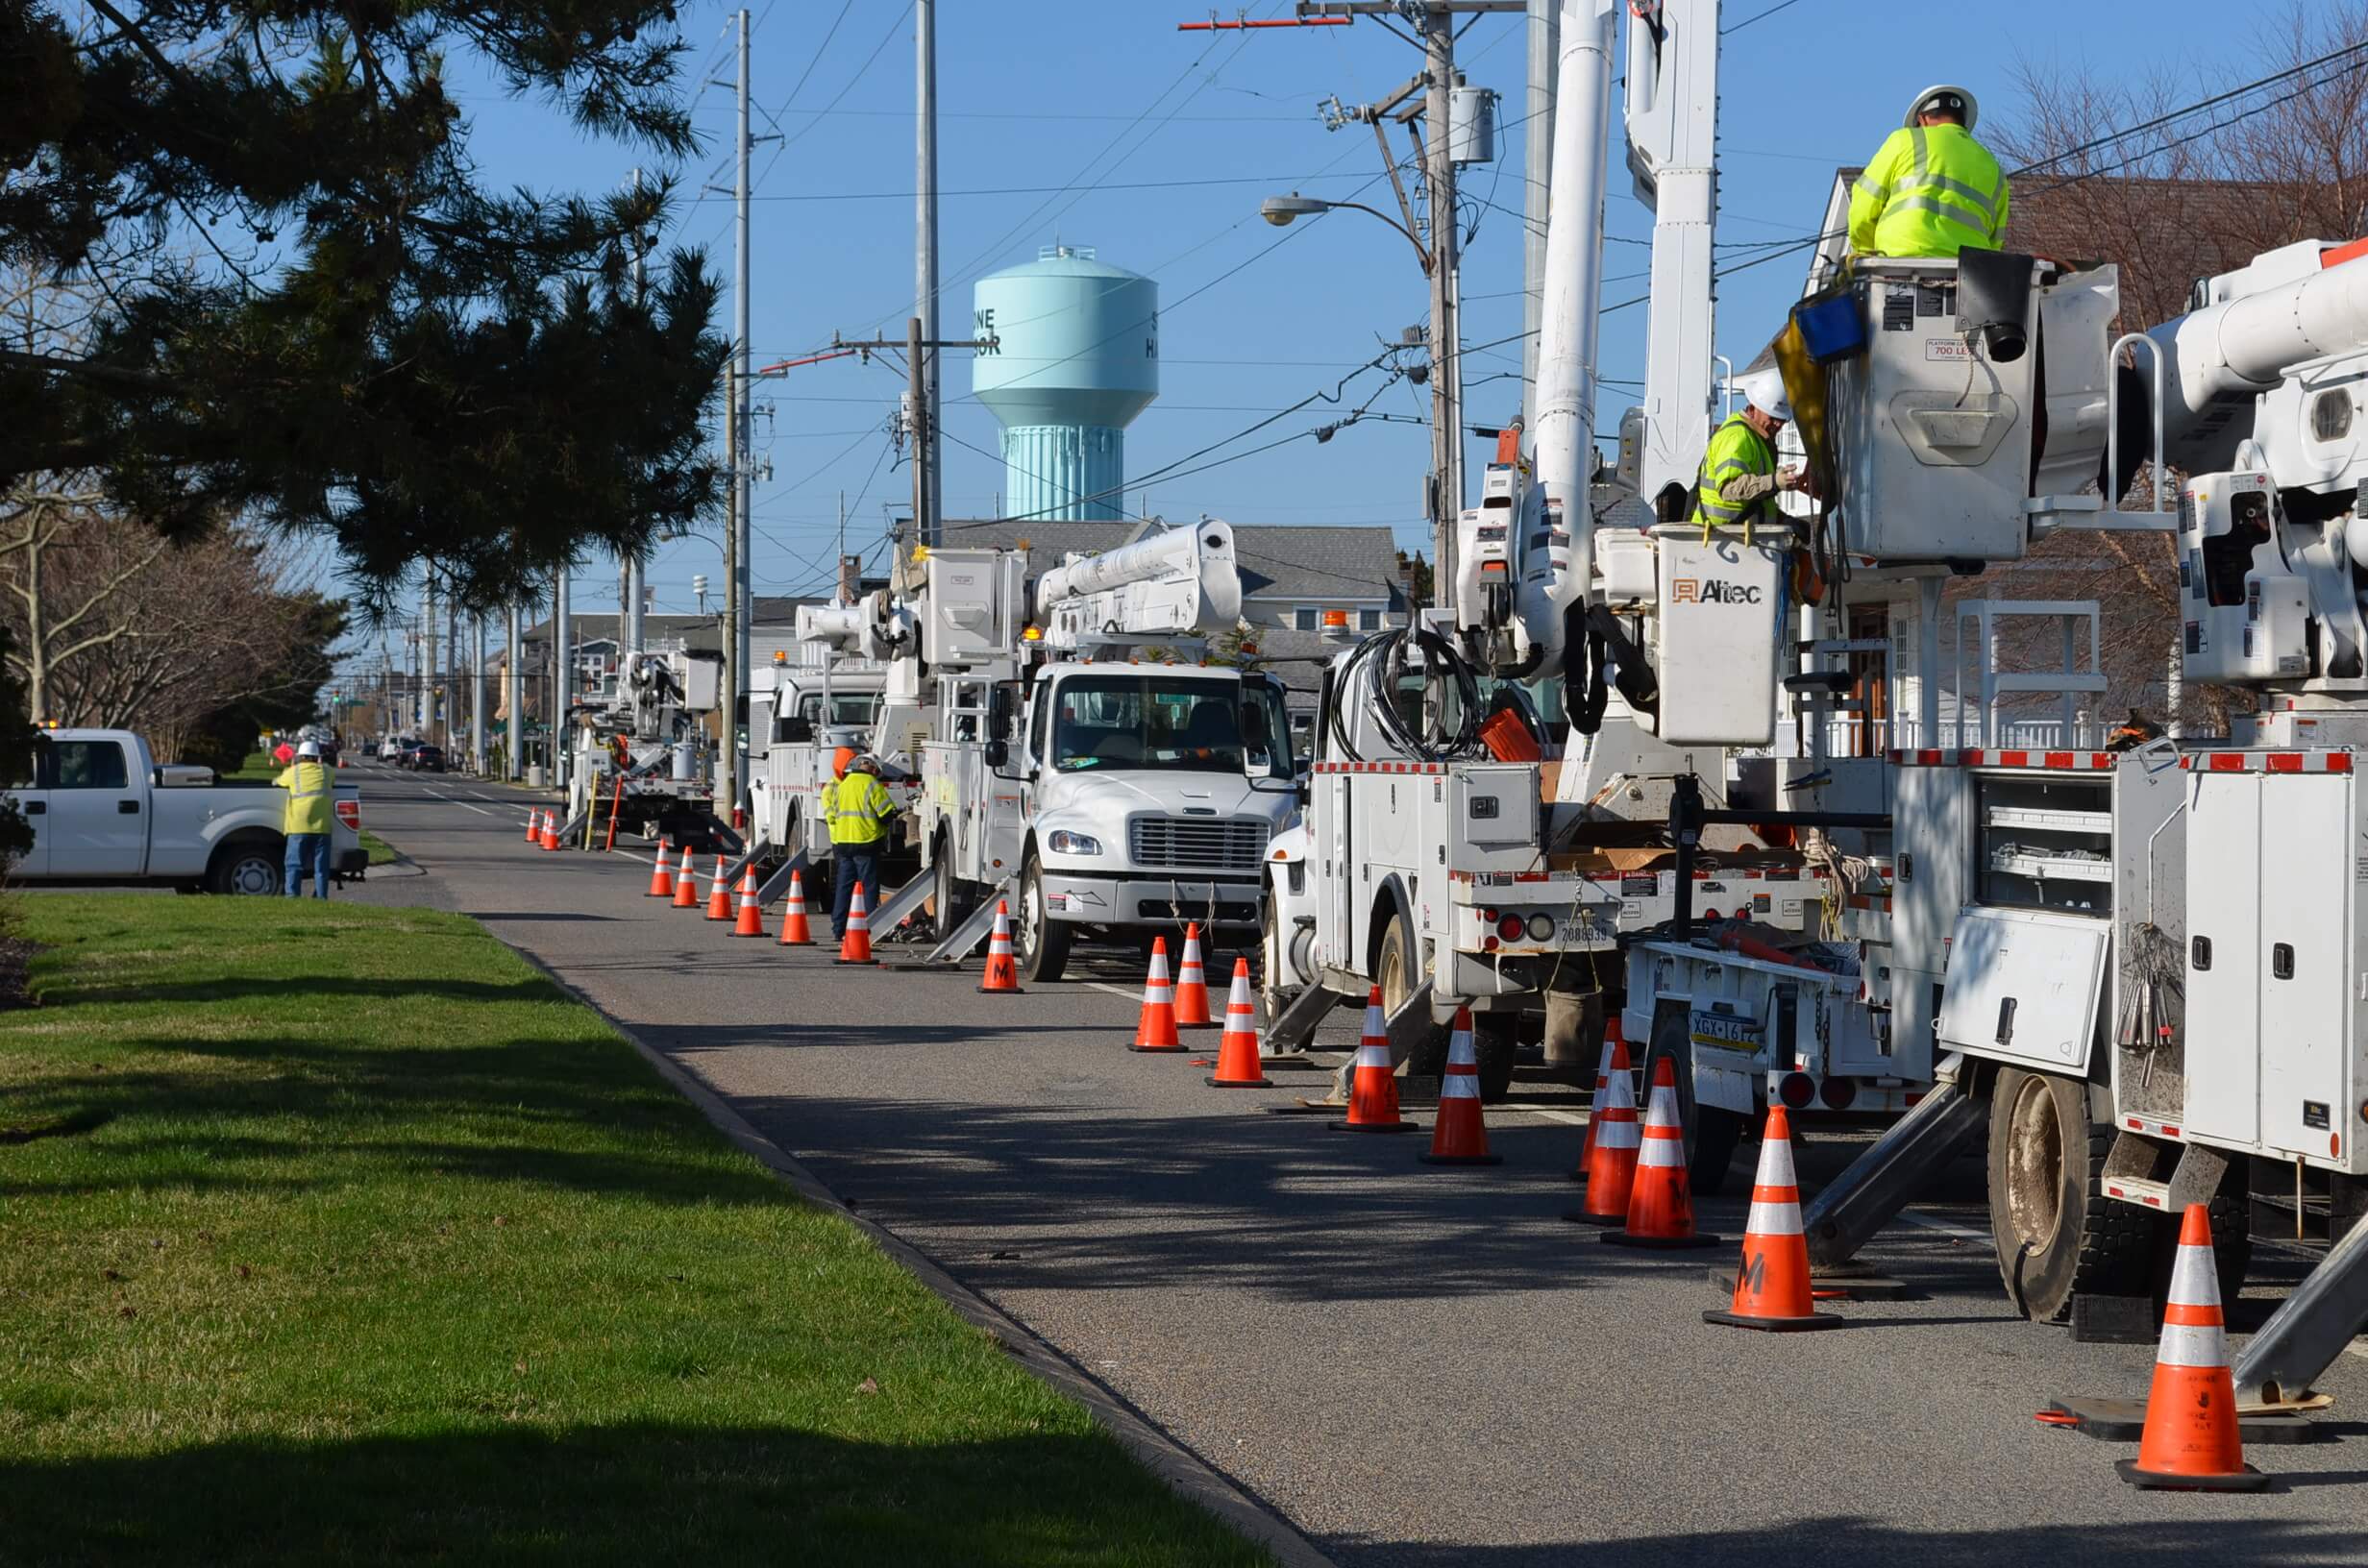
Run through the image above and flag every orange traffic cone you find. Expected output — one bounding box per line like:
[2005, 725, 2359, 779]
[647, 844, 676, 898]
[730, 869, 766, 937]
[2118, 1205, 2267, 1491]
[1603, 1056, 1721, 1250]
[1704, 1105, 1839, 1331]
[525, 809, 541, 845]
[835, 881, 877, 965]
[977, 900, 1023, 993]
[540, 811, 560, 851]
[1569, 1017, 1627, 1184]
[672, 849, 703, 908]
[1128, 938, 1185, 1053]
[1207, 958, 1273, 1088]
[777, 870, 814, 945]
[1172, 922, 1214, 1027]
[703, 854, 731, 920]
[1331, 987, 1415, 1133]
[1564, 1041, 1640, 1225]
[1420, 1006, 1501, 1165]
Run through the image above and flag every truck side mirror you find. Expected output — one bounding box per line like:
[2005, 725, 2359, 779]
[778, 717, 814, 744]
[984, 738, 1010, 770]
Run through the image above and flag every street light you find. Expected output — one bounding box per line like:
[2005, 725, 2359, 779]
[1258, 192, 1433, 275]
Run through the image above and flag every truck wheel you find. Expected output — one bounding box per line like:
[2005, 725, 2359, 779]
[932, 837, 971, 941]
[1375, 910, 1448, 1076]
[1641, 1004, 1744, 1197]
[1987, 1066, 2155, 1322]
[207, 836, 284, 896]
[1472, 1015, 1518, 1103]
[1016, 851, 1071, 984]
[1259, 893, 1292, 1022]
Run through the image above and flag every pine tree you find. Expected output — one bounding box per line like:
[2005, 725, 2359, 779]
[0, 3, 728, 611]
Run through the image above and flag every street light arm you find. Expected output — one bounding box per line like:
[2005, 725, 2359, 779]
[1322, 200, 1435, 274]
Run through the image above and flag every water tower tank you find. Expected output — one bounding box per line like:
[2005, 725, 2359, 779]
[972, 246, 1159, 522]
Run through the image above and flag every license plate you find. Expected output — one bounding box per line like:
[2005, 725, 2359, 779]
[1690, 1010, 1764, 1051]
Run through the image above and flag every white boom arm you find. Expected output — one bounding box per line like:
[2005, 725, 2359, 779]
[1623, 0, 1722, 515]
[2148, 240, 2368, 475]
[1033, 520, 1244, 650]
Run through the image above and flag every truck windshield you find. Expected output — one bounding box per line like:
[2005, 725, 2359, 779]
[1050, 676, 1290, 775]
[800, 693, 881, 726]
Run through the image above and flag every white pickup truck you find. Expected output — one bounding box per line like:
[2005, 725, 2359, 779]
[4, 728, 365, 894]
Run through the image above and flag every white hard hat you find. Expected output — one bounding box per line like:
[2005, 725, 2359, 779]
[297, 740, 322, 759]
[1738, 366, 1791, 423]
[1906, 84, 1978, 131]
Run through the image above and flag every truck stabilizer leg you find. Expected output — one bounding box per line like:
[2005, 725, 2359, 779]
[1795, 1051, 1985, 1297]
[864, 870, 935, 940]
[753, 847, 811, 908]
[922, 875, 1016, 965]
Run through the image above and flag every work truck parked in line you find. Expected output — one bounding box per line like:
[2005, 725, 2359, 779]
[4, 729, 364, 894]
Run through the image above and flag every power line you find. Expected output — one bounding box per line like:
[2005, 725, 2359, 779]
[1722, 0, 1809, 35]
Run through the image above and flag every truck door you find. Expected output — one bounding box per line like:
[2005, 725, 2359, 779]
[42, 738, 145, 875]
[4, 748, 47, 878]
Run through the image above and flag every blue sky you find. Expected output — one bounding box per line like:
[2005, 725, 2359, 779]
[435, 0, 2255, 624]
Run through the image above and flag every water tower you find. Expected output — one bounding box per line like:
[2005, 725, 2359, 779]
[972, 246, 1158, 522]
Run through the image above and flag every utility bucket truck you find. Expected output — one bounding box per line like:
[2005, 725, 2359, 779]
[795, 520, 1296, 979]
[560, 643, 736, 852]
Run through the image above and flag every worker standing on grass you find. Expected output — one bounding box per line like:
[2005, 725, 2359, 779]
[822, 750, 897, 940]
[1848, 86, 2009, 258]
[1694, 367, 1813, 539]
[276, 739, 336, 899]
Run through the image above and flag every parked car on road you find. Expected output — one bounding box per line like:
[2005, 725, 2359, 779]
[4, 729, 365, 893]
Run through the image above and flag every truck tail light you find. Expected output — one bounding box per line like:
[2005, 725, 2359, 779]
[1496, 914, 1525, 941]
[1702, 907, 1724, 921]
[1818, 1075, 1858, 1111]
[1778, 1072, 1815, 1110]
[1527, 914, 1554, 941]
[335, 799, 360, 831]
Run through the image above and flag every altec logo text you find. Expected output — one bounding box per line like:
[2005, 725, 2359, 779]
[1669, 578, 1763, 605]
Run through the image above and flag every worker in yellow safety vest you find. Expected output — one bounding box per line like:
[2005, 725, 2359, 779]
[821, 750, 897, 939]
[1848, 86, 2010, 259]
[275, 739, 337, 899]
[1693, 367, 1812, 542]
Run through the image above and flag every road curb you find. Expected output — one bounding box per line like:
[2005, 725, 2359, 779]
[496, 938, 1339, 1568]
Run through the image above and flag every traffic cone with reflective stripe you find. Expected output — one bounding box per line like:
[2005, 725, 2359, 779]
[1128, 938, 1184, 1052]
[835, 881, 877, 965]
[703, 855, 732, 920]
[646, 843, 675, 898]
[777, 870, 815, 945]
[2118, 1205, 2267, 1491]
[1207, 959, 1273, 1088]
[1568, 1017, 1627, 1184]
[540, 812, 560, 851]
[977, 900, 1023, 993]
[1603, 1057, 1721, 1250]
[525, 809, 542, 845]
[1331, 987, 1415, 1133]
[730, 869, 766, 937]
[672, 849, 702, 908]
[1564, 1041, 1639, 1225]
[1173, 922, 1214, 1027]
[1420, 1006, 1500, 1165]
[1704, 1105, 1839, 1331]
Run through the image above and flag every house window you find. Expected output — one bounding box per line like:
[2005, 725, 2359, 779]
[1357, 608, 1381, 631]
[1294, 607, 1319, 632]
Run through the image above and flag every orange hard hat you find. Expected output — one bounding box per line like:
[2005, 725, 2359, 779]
[832, 746, 854, 779]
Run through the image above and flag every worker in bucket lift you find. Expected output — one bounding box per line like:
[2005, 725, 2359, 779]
[822, 749, 898, 941]
[1848, 86, 2010, 258]
[1694, 367, 1813, 542]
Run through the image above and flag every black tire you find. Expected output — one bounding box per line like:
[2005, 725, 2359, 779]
[1375, 907, 1448, 1076]
[207, 836, 284, 896]
[932, 836, 971, 942]
[1259, 889, 1292, 1024]
[1987, 1066, 2156, 1322]
[1016, 851, 1072, 984]
[1471, 1014, 1518, 1104]
[1640, 1001, 1745, 1196]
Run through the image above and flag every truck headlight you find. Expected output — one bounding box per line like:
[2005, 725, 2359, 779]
[1046, 829, 1102, 856]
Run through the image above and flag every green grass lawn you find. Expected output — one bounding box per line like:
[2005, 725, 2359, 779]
[358, 827, 398, 866]
[0, 897, 1269, 1567]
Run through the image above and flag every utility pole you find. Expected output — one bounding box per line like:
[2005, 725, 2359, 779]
[1521, 0, 1557, 429]
[506, 600, 523, 780]
[729, 7, 757, 822]
[1293, 3, 1522, 601]
[808, 323, 1000, 554]
[627, 167, 650, 661]
[554, 569, 573, 791]
[721, 356, 738, 822]
[916, 0, 942, 546]
[471, 615, 486, 774]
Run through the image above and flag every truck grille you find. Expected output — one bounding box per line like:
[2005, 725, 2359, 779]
[1127, 815, 1270, 873]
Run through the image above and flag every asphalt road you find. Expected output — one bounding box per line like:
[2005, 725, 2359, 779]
[343, 761, 2368, 1567]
